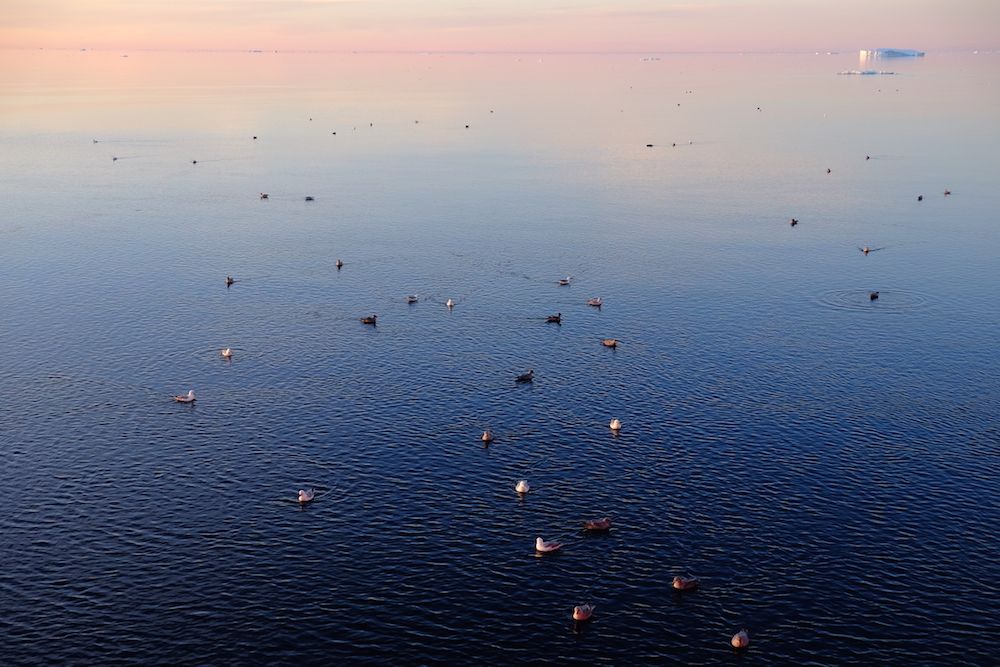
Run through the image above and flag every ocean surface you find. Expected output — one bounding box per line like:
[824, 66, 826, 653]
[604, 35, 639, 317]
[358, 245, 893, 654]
[1, 50, 998, 665]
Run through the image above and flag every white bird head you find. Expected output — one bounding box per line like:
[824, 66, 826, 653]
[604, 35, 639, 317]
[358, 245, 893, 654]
[610, 418, 622, 430]
[515, 480, 530, 494]
[446, 298, 455, 307]
[187, 390, 195, 399]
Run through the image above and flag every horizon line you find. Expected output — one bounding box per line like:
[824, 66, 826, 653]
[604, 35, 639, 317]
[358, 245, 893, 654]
[3, 46, 992, 56]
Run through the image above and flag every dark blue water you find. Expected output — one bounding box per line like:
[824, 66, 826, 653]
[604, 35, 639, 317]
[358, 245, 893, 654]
[1, 51, 998, 665]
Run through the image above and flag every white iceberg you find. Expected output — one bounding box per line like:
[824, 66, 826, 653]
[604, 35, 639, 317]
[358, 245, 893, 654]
[838, 70, 896, 75]
[859, 48, 925, 58]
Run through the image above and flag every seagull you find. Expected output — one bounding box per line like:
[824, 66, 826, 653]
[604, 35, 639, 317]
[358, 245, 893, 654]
[672, 575, 699, 590]
[173, 389, 196, 403]
[583, 517, 611, 531]
[406, 295, 419, 304]
[446, 298, 455, 308]
[298, 488, 315, 503]
[609, 418, 622, 432]
[858, 246, 885, 255]
[221, 348, 232, 358]
[944, 189, 951, 196]
[535, 537, 563, 553]
[335, 259, 344, 269]
[259, 193, 269, 199]
[790, 218, 799, 226]
[481, 430, 494, 443]
[360, 314, 377, 325]
[573, 604, 595, 621]
[515, 479, 530, 494]
[557, 277, 571, 286]
[225, 275, 235, 286]
[587, 297, 602, 307]
[515, 369, 534, 383]
[546, 313, 561, 324]
[731, 629, 750, 649]
[870, 291, 879, 301]
[917, 195, 923, 201]
[602, 339, 619, 348]
[305, 196, 314, 201]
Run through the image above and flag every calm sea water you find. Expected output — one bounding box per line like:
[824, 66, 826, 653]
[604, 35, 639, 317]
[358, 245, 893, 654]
[1, 50, 998, 665]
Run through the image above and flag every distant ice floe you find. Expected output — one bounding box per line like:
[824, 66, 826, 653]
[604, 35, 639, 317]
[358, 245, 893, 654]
[838, 70, 896, 75]
[859, 48, 925, 58]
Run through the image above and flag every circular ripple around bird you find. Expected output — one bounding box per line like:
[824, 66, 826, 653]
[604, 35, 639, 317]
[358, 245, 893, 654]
[813, 288, 932, 313]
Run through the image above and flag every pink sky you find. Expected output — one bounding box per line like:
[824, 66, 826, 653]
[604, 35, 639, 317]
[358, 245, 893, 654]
[2, 0, 997, 52]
